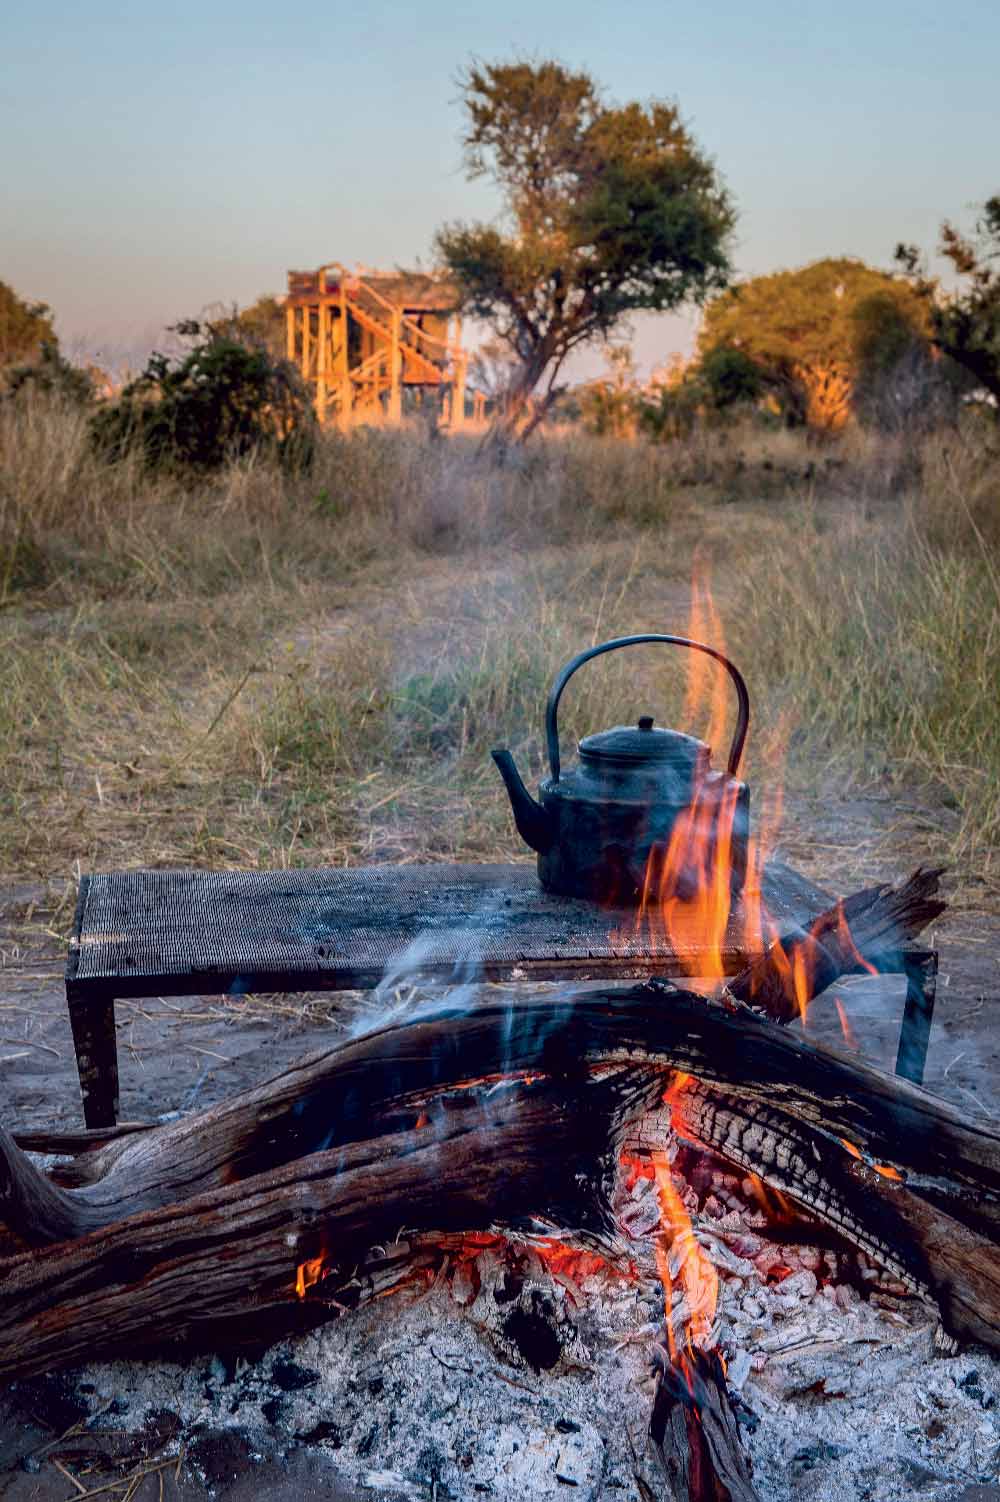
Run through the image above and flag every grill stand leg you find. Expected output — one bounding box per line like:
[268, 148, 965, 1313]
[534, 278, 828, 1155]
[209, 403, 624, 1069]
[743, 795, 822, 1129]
[893, 948, 938, 1086]
[67, 989, 119, 1129]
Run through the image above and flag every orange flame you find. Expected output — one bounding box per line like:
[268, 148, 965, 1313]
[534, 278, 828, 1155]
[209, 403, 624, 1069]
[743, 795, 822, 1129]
[295, 1255, 326, 1300]
[653, 1075, 719, 1361]
[840, 1137, 904, 1182]
[834, 997, 860, 1050]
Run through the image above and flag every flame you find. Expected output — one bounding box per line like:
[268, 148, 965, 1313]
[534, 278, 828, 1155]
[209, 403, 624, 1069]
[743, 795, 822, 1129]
[625, 574, 884, 1031]
[683, 565, 730, 759]
[295, 1255, 326, 1300]
[741, 1171, 797, 1224]
[652, 1074, 719, 1362]
[834, 997, 860, 1050]
[839, 1137, 904, 1182]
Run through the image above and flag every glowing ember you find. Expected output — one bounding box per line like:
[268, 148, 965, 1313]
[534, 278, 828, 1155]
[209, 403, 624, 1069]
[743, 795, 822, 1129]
[840, 1137, 905, 1182]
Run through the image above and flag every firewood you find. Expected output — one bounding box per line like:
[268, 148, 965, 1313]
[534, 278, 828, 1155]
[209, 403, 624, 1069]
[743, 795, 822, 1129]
[3, 977, 1000, 1369]
[0, 1075, 656, 1384]
[649, 1346, 760, 1502]
[729, 866, 945, 1020]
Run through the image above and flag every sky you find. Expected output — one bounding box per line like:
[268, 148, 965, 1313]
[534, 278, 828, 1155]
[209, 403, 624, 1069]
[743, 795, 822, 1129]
[4, 0, 999, 377]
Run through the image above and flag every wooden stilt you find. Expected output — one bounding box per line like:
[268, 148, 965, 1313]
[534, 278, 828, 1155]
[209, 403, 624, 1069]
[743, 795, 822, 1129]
[316, 298, 328, 423]
[389, 308, 402, 423]
[339, 278, 351, 427]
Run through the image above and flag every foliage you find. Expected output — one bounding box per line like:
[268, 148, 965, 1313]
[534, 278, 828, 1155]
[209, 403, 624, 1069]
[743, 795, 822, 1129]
[897, 195, 1000, 415]
[435, 59, 735, 438]
[209, 296, 287, 362]
[90, 319, 315, 472]
[850, 292, 965, 432]
[696, 344, 764, 411]
[0, 281, 58, 367]
[698, 258, 931, 426]
[3, 341, 95, 405]
[577, 347, 641, 438]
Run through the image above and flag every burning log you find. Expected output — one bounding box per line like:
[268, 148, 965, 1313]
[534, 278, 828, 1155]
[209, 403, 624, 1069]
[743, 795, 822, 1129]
[2, 869, 945, 1243]
[729, 865, 945, 1021]
[0, 1073, 659, 1384]
[3, 987, 1000, 1370]
[650, 1346, 760, 1502]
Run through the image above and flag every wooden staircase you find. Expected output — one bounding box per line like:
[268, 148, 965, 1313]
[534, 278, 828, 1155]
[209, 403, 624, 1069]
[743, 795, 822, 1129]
[285, 263, 467, 429]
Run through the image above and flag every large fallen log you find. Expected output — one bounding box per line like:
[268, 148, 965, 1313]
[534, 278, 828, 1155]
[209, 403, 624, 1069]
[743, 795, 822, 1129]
[0, 1075, 658, 1383]
[6, 864, 990, 1387]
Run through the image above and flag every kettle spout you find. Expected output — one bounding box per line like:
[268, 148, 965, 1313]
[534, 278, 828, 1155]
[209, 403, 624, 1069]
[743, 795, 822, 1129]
[491, 748, 555, 854]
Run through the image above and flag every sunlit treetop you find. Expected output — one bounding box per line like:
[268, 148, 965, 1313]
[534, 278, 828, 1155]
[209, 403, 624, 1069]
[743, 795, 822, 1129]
[697, 258, 931, 378]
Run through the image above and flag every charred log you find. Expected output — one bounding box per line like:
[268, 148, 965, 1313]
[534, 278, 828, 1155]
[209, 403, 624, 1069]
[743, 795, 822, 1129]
[3, 979, 1000, 1365]
[0, 872, 948, 1246]
[729, 866, 945, 1020]
[0, 1074, 656, 1384]
[649, 1346, 760, 1502]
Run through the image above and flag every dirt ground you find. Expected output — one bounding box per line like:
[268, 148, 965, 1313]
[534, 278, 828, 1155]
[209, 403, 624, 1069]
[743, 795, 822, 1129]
[1, 784, 998, 1499]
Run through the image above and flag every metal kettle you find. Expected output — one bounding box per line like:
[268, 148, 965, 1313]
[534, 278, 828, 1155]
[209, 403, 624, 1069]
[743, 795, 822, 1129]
[492, 634, 750, 903]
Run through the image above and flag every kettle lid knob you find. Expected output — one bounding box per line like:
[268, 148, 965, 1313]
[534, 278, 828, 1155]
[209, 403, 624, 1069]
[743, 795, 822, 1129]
[637, 715, 654, 731]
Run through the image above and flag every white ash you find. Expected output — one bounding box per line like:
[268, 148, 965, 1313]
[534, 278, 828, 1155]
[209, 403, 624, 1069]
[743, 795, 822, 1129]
[28, 1134, 1000, 1501]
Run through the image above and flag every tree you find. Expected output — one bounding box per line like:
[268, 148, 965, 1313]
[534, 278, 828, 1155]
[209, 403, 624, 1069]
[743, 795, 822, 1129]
[578, 346, 641, 438]
[850, 290, 964, 432]
[697, 258, 931, 429]
[435, 60, 735, 440]
[208, 295, 287, 362]
[897, 195, 1000, 416]
[697, 344, 763, 412]
[90, 320, 315, 472]
[0, 281, 57, 367]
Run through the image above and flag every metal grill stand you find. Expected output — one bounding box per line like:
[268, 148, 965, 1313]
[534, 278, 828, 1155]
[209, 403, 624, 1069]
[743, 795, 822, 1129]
[65, 861, 937, 1128]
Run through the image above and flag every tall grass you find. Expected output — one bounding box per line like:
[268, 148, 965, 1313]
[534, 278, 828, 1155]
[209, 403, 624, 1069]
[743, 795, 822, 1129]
[0, 391, 997, 887]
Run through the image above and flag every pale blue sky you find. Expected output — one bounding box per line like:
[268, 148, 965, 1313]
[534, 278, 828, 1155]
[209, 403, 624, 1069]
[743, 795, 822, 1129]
[4, 0, 998, 374]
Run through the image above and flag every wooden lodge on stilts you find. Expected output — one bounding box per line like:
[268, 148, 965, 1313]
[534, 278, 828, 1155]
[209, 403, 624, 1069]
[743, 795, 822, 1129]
[285, 264, 484, 430]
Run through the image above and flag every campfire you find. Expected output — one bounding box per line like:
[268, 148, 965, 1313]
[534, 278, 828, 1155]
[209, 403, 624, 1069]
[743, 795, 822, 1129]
[3, 624, 996, 1501]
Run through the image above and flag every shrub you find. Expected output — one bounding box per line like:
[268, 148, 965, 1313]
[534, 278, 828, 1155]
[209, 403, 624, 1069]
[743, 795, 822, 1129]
[3, 342, 96, 406]
[90, 319, 315, 472]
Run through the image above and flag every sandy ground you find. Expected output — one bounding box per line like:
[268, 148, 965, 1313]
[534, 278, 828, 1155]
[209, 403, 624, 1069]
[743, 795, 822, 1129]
[1, 786, 998, 1499]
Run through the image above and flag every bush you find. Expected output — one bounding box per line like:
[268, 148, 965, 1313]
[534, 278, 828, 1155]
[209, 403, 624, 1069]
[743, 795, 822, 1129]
[90, 319, 315, 472]
[3, 342, 96, 406]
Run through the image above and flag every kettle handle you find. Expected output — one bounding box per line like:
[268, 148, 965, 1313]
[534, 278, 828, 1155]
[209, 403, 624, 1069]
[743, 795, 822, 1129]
[545, 634, 750, 782]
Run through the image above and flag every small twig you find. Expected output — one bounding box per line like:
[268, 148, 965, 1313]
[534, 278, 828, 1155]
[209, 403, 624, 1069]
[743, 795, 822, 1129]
[49, 1456, 87, 1494]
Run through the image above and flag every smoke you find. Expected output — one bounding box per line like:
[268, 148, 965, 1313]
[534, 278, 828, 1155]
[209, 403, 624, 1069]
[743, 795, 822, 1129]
[346, 892, 509, 1042]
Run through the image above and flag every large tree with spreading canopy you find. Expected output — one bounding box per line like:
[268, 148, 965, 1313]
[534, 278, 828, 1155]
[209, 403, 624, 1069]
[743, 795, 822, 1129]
[696, 258, 933, 429]
[435, 60, 735, 439]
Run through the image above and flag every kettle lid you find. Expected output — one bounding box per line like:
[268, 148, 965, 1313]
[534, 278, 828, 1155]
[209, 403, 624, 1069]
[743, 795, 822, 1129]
[579, 717, 710, 773]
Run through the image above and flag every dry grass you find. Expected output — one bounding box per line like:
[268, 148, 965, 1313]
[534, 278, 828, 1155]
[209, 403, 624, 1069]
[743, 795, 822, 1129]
[1, 393, 997, 891]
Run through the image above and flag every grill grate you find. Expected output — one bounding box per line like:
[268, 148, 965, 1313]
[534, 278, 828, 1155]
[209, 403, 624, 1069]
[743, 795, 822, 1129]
[68, 860, 830, 998]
